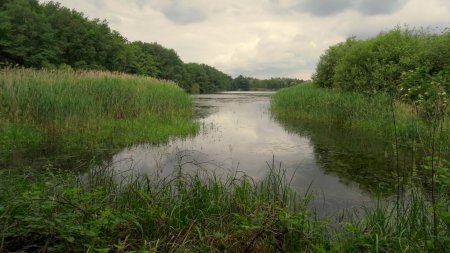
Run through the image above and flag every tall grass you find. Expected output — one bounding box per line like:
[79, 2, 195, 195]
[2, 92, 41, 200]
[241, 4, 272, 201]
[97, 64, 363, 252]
[271, 83, 450, 251]
[271, 83, 450, 152]
[0, 162, 448, 252]
[0, 68, 198, 167]
[0, 162, 322, 252]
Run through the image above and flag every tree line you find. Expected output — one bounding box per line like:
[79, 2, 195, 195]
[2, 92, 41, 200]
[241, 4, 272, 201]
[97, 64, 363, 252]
[232, 76, 304, 91]
[312, 27, 449, 118]
[0, 0, 301, 93]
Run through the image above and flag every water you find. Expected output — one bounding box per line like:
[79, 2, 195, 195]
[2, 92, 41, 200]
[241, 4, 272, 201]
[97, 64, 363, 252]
[110, 91, 406, 215]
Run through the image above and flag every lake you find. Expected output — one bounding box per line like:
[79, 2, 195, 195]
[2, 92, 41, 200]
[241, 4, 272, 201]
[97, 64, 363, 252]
[110, 91, 410, 215]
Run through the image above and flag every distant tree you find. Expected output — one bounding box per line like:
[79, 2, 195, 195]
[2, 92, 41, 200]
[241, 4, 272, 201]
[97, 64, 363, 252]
[0, 0, 235, 93]
[183, 63, 232, 93]
[231, 76, 302, 91]
[233, 75, 250, 91]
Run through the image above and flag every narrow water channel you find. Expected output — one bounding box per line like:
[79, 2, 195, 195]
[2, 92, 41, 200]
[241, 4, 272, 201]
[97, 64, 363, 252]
[111, 92, 405, 215]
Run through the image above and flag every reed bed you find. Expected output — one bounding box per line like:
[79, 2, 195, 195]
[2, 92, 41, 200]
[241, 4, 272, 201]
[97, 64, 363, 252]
[0, 68, 198, 167]
[271, 84, 450, 152]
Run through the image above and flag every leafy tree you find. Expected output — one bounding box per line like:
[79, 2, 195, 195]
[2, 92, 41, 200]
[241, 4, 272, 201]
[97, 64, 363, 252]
[0, 0, 237, 93]
[0, 0, 58, 67]
[312, 26, 450, 100]
[233, 75, 250, 91]
[183, 63, 232, 93]
[312, 37, 357, 89]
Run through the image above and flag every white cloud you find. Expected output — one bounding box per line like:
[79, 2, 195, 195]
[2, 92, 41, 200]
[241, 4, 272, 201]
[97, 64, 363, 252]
[54, 0, 450, 79]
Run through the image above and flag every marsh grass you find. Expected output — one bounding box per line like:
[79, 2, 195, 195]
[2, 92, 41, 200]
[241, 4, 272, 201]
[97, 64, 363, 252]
[0, 161, 325, 252]
[0, 68, 198, 167]
[0, 161, 448, 252]
[271, 84, 450, 152]
[271, 83, 449, 252]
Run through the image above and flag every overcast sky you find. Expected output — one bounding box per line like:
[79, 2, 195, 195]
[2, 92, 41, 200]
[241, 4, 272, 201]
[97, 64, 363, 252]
[55, 0, 449, 79]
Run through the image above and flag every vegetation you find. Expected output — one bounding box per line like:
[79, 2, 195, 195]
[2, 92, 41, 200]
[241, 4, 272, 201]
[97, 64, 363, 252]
[312, 27, 449, 93]
[0, 68, 198, 168]
[311, 27, 449, 119]
[183, 63, 233, 93]
[1, 161, 448, 252]
[271, 26, 450, 252]
[1, 0, 448, 250]
[0, 0, 232, 93]
[0, 0, 306, 94]
[231, 75, 303, 91]
[271, 84, 450, 151]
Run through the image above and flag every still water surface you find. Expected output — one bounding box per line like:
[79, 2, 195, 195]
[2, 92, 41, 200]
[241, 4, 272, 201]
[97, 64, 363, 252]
[111, 92, 402, 215]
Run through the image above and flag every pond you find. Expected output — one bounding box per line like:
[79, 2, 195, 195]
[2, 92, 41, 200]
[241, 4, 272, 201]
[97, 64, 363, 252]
[110, 91, 412, 216]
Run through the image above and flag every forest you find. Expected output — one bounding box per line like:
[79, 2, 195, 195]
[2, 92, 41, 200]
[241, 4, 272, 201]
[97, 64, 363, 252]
[0, 0, 300, 93]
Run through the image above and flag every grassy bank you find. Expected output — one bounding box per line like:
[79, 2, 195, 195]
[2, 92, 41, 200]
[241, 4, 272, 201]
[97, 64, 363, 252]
[271, 84, 450, 153]
[270, 83, 449, 251]
[0, 164, 448, 252]
[0, 68, 198, 167]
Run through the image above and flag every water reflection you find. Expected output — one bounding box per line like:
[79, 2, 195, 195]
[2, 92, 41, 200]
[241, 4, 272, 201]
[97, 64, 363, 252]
[110, 92, 406, 215]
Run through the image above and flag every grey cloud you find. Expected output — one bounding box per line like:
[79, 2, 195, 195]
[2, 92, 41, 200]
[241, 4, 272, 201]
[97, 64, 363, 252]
[161, 5, 207, 24]
[357, 0, 407, 15]
[134, 0, 208, 24]
[287, 0, 406, 16]
[295, 0, 354, 16]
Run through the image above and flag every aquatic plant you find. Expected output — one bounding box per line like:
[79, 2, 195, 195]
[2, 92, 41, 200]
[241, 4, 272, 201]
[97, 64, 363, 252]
[0, 68, 198, 167]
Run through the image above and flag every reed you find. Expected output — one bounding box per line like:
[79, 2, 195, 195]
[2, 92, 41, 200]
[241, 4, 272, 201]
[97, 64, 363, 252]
[0, 68, 198, 167]
[271, 83, 450, 151]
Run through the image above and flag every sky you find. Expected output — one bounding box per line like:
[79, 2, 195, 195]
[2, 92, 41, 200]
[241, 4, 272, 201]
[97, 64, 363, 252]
[55, 0, 450, 79]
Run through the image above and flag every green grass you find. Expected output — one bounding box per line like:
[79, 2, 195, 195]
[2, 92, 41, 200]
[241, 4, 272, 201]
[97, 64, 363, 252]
[270, 83, 450, 252]
[271, 83, 450, 153]
[0, 75, 448, 252]
[0, 68, 198, 167]
[0, 163, 448, 252]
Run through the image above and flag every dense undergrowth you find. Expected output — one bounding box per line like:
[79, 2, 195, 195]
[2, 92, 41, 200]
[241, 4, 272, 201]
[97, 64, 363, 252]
[1, 161, 448, 252]
[0, 68, 198, 167]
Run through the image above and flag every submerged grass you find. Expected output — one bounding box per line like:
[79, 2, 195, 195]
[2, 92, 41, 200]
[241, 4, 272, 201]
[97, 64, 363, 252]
[271, 83, 450, 153]
[0, 68, 198, 167]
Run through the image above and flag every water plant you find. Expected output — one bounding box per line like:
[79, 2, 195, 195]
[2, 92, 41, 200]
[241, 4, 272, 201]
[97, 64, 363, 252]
[271, 83, 450, 152]
[0, 68, 198, 168]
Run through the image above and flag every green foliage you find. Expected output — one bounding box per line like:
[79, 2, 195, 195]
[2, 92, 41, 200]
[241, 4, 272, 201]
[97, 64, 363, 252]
[0, 68, 198, 167]
[312, 27, 450, 98]
[399, 67, 449, 121]
[235, 76, 304, 91]
[0, 0, 234, 93]
[183, 63, 232, 93]
[1, 160, 448, 252]
[0, 163, 324, 252]
[312, 37, 357, 89]
[271, 84, 450, 150]
[232, 75, 251, 91]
